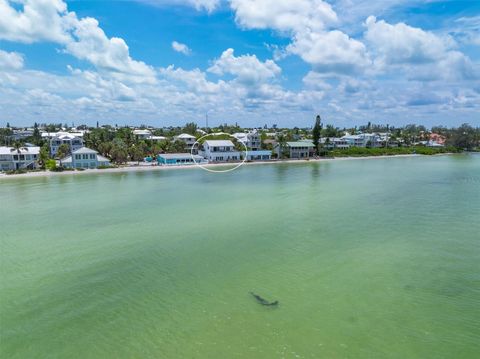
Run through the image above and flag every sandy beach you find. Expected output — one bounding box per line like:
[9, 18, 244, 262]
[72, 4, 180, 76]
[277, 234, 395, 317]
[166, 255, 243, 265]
[0, 153, 447, 180]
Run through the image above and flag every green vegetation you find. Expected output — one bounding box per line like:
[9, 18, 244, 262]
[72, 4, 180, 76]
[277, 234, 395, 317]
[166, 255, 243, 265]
[328, 146, 461, 157]
[45, 159, 57, 171]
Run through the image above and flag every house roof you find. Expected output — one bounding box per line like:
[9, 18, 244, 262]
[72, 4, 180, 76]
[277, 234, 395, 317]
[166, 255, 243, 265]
[149, 136, 166, 140]
[286, 141, 315, 147]
[97, 155, 110, 162]
[204, 140, 234, 147]
[177, 133, 196, 139]
[72, 147, 97, 154]
[0, 146, 40, 155]
[243, 150, 272, 155]
[133, 129, 152, 135]
[158, 153, 203, 160]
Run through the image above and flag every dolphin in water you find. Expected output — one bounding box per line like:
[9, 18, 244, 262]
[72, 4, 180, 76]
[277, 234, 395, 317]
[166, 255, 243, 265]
[249, 292, 279, 306]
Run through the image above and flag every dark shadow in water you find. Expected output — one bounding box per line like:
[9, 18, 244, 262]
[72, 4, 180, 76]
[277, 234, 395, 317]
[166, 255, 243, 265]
[249, 292, 279, 307]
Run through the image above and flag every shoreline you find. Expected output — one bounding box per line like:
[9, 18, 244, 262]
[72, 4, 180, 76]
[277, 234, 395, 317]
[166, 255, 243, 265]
[0, 153, 456, 180]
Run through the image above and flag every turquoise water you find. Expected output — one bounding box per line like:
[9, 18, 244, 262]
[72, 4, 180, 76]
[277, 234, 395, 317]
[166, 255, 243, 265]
[1, 155, 479, 358]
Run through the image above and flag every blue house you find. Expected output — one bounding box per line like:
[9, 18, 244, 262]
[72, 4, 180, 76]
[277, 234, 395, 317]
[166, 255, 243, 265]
[157, 153, 206, 166]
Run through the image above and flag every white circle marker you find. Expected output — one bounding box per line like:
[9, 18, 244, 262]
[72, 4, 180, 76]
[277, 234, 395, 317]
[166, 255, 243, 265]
[190, 132, 248, 173]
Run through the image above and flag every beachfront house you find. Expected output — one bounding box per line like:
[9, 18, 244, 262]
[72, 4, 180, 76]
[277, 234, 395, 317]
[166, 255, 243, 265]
[157, 153, 206, 166]
[60, 147, 110, 169]
[233, 130, 262, 151]
[341, 133, 386, 148]
[0, 146, 40, 171]
[175, 133, 197, 153]
[321, 138, 350, 150]
[49, 132, 84, 157]
[201, 140, 241, 162]
[243, 150, 272, 161]
[275, 141, 315, 159]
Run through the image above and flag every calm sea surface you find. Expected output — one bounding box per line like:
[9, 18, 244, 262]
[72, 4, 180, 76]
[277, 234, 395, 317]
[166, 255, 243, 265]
[1, 155, 479, 358]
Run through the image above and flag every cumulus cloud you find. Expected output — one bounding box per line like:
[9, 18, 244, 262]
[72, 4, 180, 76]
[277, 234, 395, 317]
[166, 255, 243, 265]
[0, 49, 24, 69]
[229, 0, 370, 75]
[0, 0, 70, 43]
[230, 0, 337, 33]
[288, 30, 371, 74]
[0, 0, 155, 82]
[171, 41, 192, 55]
[364, 16, 477, 81]
[65, 16, 155, 81]
[365, 16, 451, 64]
[208, 48, 281, 85]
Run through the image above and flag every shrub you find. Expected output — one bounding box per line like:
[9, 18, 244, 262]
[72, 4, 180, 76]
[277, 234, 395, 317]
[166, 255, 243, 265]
[45, 159, 57, 171]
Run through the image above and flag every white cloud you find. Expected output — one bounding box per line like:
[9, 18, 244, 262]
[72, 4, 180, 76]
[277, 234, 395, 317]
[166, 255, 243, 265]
[0, 49, 24, 69]
[230, 0, 337, 33]
[0, 0, 69, 43]
[365, 16, 451, 65]
[288, 30, 371, 74]
[229, 0, 370, 75]
[171, 41, 192, 55]
[65, 16, 155, 81]
[364, 16, 477, 81]
[208, 48, 281, 85]
[0, 0, 155, 82]
[302, 71, 332, 90]
[159, 65, 225, 94]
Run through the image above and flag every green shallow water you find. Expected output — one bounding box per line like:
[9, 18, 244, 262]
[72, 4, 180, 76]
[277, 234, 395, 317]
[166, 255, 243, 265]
[1, 155, 479, 358]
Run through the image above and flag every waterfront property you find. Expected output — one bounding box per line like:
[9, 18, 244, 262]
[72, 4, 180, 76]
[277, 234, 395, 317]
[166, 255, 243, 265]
[233, 130, 262, 150]
[322, 137, 350, 150]
[243, 150, 272, 161]
[0, 146, 40, 171]
[157, 153, 206, 166]
[175, 133, 197, 153]
[201, 140, 241, 162]
[60, 147, 110, 168]
[49, 132, 84, 157]
[275, 141, 315, 159]
[341, 133, 393, 148]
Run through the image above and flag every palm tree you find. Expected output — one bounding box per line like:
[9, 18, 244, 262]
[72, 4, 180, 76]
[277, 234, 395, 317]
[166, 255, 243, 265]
[10, 142, 28, 170]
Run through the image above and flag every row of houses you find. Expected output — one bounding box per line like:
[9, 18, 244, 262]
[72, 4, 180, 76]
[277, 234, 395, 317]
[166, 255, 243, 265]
[1, 128, 446, 171]
[0, 145, 110, 171]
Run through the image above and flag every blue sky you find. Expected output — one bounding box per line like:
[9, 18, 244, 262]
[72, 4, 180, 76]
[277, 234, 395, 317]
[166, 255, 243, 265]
[0, 0, 479, 128]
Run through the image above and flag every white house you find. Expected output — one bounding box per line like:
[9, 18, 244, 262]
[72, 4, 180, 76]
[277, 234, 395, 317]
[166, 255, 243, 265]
[321, 138, 350, 149]
[49, 132, 84, 157]
[275, 141, 315, 159]
[175, 133, 197, 153]
[341, 133, 386, 148]
[233, 130, 261, 150]
[201, 140, 241, 162]
[60, 147, 110, 169]
[133, 129, 152, 139]
[0, 146, 40, 171]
